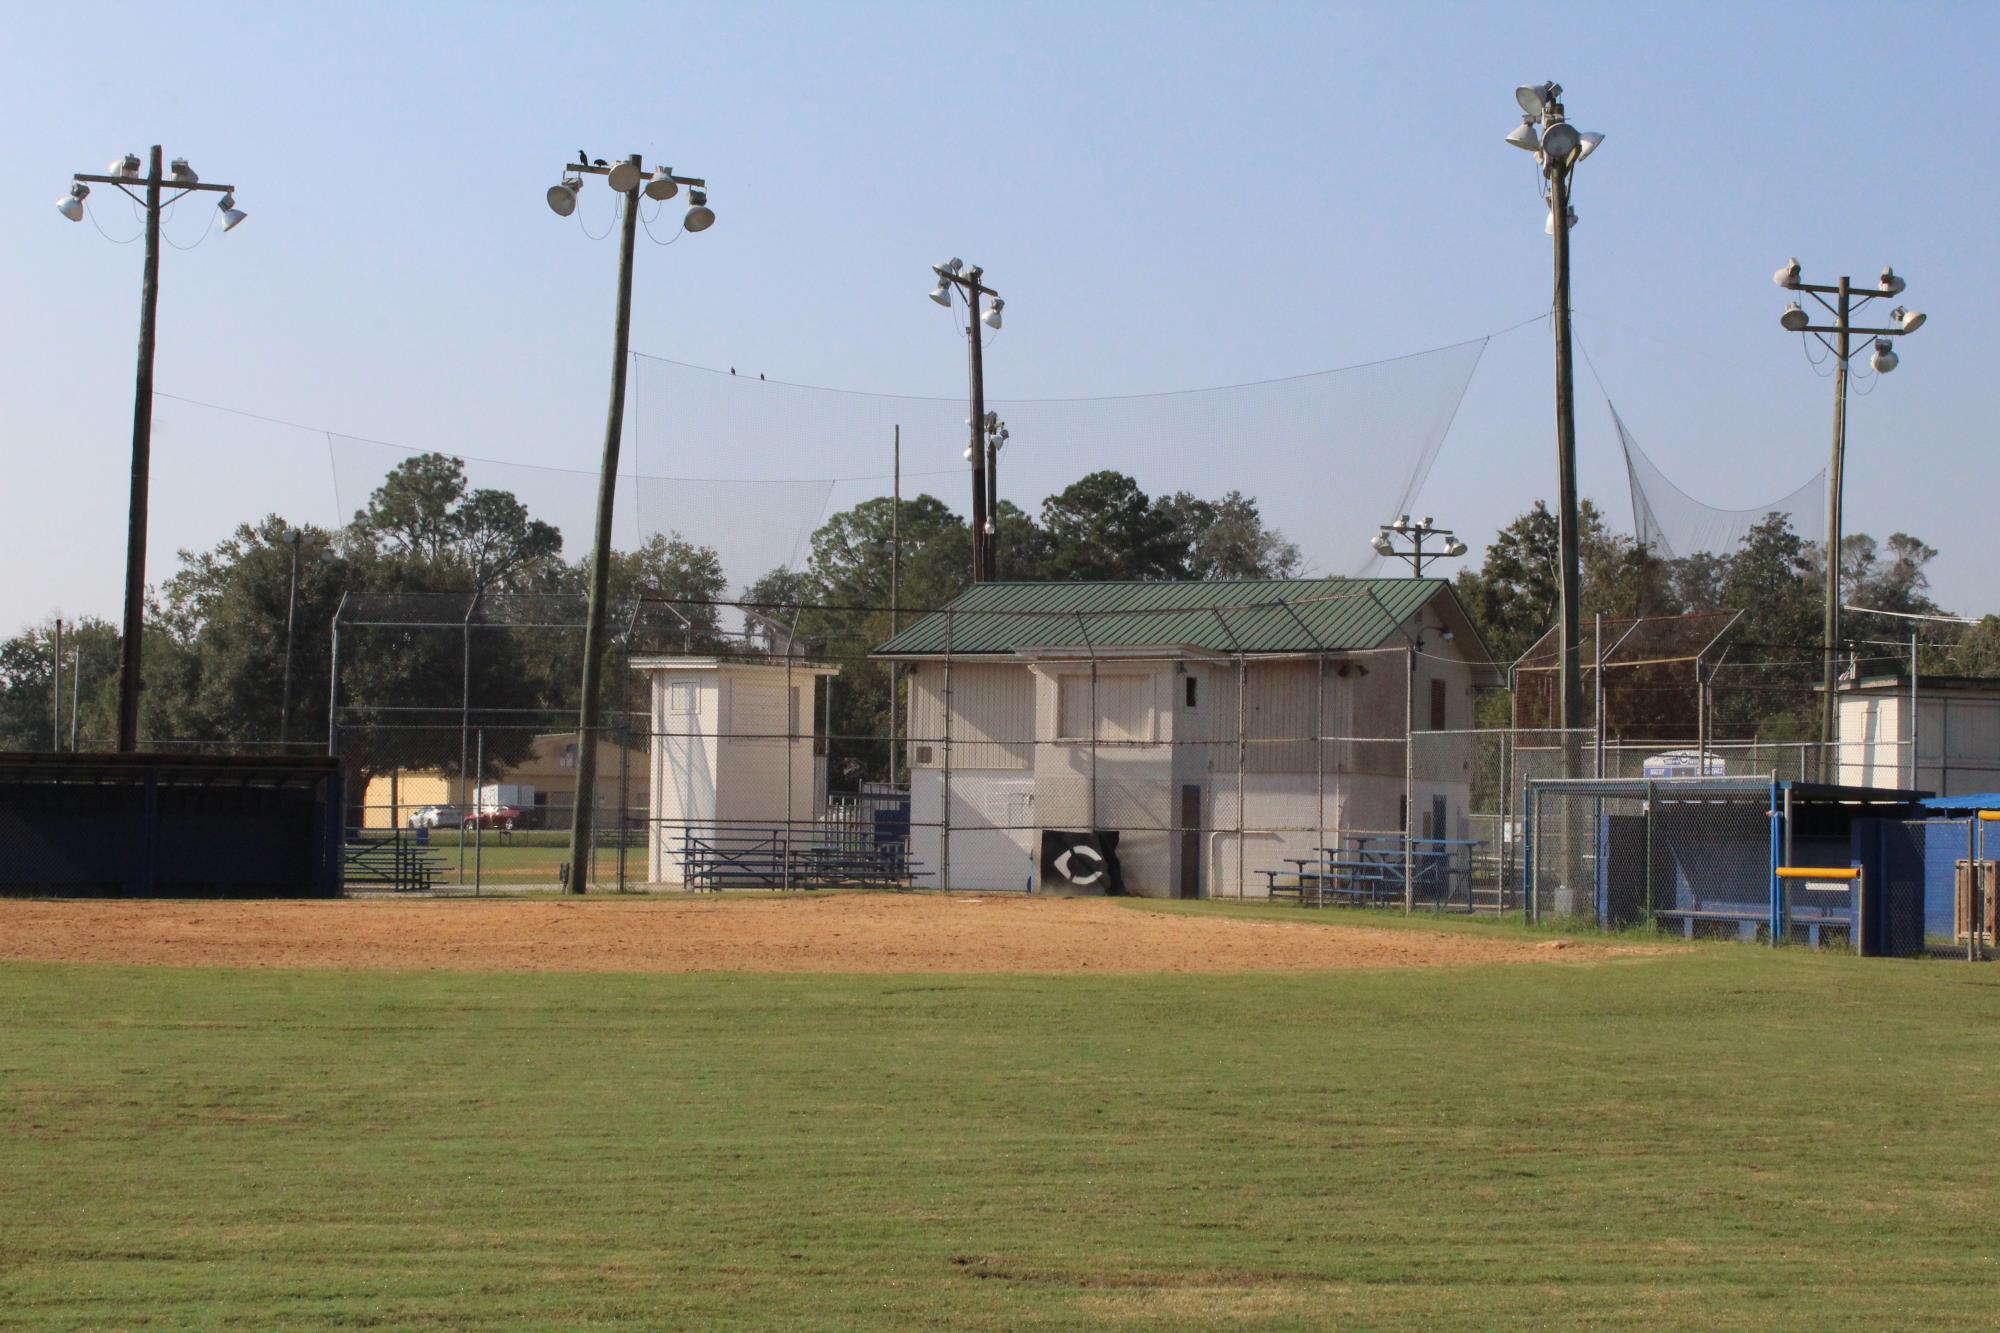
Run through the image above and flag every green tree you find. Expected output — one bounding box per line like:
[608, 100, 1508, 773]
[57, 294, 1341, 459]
[0, 617, 121, 750]
[1157, 490, 1302, 579]
[355, 453, 563, 591]
[1039, 471, 1188, 581]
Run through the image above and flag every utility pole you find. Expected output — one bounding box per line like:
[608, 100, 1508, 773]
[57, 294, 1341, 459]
[891, 425, 901, 787]
[1505, 84, 1602, 740]
[1773, 259, 1924, 753]
[61, 148, 245, 751]
[927, 260, 1004, 581]
[549, 151, 714, 895]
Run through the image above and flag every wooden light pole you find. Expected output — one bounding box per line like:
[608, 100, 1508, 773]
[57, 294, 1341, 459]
[64, 147, 242, 750]
[553, 152, 713, 894]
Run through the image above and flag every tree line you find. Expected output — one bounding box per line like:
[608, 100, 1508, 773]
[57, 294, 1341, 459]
[1, 455, 1990, 775]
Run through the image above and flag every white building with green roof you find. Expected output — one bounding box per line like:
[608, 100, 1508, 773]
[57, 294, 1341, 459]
[874, 577, 1497, 897]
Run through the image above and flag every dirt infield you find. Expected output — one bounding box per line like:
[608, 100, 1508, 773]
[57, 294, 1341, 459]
[0, 894, 1632, 975]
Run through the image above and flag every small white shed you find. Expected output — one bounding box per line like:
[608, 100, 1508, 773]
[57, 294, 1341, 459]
[630, 656, 839, 886]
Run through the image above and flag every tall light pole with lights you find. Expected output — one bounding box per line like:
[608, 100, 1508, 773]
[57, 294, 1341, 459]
[1371, 516, 1468, 578]
[59, 147, 248, 751]
[928, 260, 1004, 581]
[547, 151, 715, 894]
[1773, 258, 1925, 751]
[1504, 82, 1603, 739]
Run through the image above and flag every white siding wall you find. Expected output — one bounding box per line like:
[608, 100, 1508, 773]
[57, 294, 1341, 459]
[909, 768, 1037, 891]
[647, 671, 720, 884]
[907, 662, 1035, 771]
[716, 671, 820, 826]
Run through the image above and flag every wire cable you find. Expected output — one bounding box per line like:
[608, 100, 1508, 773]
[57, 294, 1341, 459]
[85, 203, 143, 245]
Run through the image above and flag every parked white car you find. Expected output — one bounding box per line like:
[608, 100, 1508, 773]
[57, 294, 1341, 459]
[1641, 750, 1727, 779]
[408, 804, 466, 829]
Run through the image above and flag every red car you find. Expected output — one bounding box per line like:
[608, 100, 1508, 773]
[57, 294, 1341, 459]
[463, 805, 523, 831]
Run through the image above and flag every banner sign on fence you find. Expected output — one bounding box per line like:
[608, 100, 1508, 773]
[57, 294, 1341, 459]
[1040, 830, 1124, 894]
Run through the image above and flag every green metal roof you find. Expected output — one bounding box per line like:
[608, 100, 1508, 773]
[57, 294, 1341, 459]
[874, 577, 1468, 657]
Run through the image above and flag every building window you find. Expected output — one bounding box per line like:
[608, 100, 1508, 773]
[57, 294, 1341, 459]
[1185, 676, 1199, 709]
[1430, 678, 1447, 731]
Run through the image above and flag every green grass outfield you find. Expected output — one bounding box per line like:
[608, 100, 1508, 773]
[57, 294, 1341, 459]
[4, 901, 1998, 1329]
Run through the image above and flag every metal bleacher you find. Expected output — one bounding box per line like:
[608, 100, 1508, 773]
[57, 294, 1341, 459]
[679, 828, 917, 891]
[342, 831, 451, 893]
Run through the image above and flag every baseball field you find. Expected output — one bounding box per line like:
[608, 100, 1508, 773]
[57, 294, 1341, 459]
[2, 893, 1996, 1329]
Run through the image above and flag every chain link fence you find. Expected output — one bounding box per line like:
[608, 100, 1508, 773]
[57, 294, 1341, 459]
[1525, 774, 1983, 958]
[296, 586, 1968, 922]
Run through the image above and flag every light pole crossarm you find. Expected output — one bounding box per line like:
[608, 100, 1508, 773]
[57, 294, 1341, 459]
[74, 173, 235, 193]
[933, 267, 1000, 299]
[1798, 325, 1911, 339]
[565, 161, 706, 189]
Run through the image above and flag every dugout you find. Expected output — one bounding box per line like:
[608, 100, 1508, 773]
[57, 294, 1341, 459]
[0, 752, 344, 897]
[1527, 776, 1937, 952]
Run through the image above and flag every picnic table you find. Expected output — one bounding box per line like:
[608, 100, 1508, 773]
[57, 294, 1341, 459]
[1258, 834, 1483, 909]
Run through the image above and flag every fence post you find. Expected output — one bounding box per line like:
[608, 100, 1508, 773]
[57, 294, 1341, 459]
[784, 647, 795, 892]
[1643, 778, 1655, 928]
[1316, 653, 1327, 905]
[1524, 780, 1537, 925]
[1235, 652, 1247, 900]
[940, 608, 953, 893]
[473, 726, 484, 897]
[1403, 643, 1414, 915]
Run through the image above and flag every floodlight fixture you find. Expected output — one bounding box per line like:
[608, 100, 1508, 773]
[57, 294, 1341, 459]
[1576, 131, 1604, 161]
[683, 188, 714, 232]
[1545, 204, 1578, 234]
[1870, 338, 1899, 374]
[1371, 532, 1394, 555]
[982, 297, 1003, 329]
[1774, 257, 1802, 288]
[944, 257, 963, 274]
[547, 176, 581, 216]
[644, 171, 679, 201]
[606, 158, 642, 193]
[1515, 83, 1551, 116]
[57, 182, 88, 221]
[1879, 265, 1905, 295]
[111, 154, 141, 178]
[1780, 301, 1809, 332]
[1541, 122, 1581, 162]
[217, 193, 247, 232]
[1505, 121, 1540, 152]
[928, 278, 951, 306]
[169, 158, 197, 184]
[1892, 306, 1926, 333]
[1444, 539, 1469, 558]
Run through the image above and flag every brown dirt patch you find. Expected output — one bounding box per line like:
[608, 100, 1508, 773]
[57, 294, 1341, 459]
[0, 894, 1634, 975]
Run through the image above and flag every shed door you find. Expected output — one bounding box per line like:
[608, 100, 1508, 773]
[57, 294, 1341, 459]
[1179, 785, 1202, 900]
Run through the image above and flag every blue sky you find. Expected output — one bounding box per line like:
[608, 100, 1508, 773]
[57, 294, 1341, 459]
[3, 1, 1994, 635]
